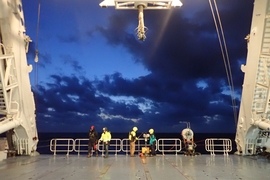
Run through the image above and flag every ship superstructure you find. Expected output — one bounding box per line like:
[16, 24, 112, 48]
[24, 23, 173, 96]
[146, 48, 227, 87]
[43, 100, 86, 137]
[236, 0, 270, 156]
[0, 0, 38, 158]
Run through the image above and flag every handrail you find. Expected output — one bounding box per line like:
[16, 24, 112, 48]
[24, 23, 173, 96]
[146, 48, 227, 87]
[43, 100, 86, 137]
[157, 138, 182, 155]
[121, 138, 155, 156]
[50, 138, 74, 156]
[50, 137, 181, 155]
[205, 138, 232, 156]
[50, 137, 232, 156]
[98, 138, 122, 156]
[73, 138, 88, 155]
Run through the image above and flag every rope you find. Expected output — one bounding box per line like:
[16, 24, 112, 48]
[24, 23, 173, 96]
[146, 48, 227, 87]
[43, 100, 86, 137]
[35, 0, 41, 88]
[209, 0, 238, 128]
[33, 0, 41, 139]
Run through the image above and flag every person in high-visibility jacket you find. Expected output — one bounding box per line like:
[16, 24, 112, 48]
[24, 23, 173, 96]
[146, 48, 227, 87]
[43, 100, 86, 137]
[149, 128, 156, 156]
[99, 127, 111, 158]
[129, 127, 138, 157]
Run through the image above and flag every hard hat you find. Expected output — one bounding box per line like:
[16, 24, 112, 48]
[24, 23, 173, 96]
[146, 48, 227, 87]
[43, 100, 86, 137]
[91, 126, 94, 129]
[103, 127, 107, 131]
[133, 127, 138, 132]
[149, 129, 154, 134]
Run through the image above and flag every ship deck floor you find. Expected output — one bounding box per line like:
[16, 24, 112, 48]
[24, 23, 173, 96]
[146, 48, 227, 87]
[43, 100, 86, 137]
[0, 154, 270, 180]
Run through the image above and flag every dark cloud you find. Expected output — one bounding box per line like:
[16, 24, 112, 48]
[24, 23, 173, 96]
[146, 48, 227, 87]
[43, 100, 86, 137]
[32, 0, 253, 133]
[35, 75, 109, 132]
[97, 0, 252, 81]
[86, 29, 94, 37]
[96, 11, 137, 45]
[88, 0, 252, 133]
[98, 72, 237, 132]
[39, 52, 52, 66]
[34, 68, 237, 133]
[60, 54, 83, 71]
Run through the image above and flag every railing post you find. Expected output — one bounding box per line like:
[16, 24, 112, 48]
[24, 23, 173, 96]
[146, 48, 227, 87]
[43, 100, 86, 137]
[54, 139, 56, 156]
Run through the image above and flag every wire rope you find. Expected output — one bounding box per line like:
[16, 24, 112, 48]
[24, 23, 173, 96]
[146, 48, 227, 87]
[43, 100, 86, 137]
[35, 0, 41, 90]
[33, 0, 41, 139]
[209, 0, 238, 127]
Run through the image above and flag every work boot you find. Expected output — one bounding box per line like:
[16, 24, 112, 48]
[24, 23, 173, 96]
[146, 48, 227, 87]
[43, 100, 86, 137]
[87, 153, 91, 158]
[95, 151, 98, 157]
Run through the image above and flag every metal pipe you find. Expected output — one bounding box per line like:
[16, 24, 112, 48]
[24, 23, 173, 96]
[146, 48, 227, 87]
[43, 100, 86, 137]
[252, 120, 270, 130]
[137, 5, 146, 41]
[0, 119, 21, 134]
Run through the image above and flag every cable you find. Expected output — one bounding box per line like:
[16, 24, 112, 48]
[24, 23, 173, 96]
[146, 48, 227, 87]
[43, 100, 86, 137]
[34, 1, 41, 96]
[209, 0, 238, 127]
[33, 0, 41, 139]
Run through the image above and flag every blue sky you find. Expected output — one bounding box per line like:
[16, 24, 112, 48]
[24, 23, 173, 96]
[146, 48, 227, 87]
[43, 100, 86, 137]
[22, 0, 253, 133]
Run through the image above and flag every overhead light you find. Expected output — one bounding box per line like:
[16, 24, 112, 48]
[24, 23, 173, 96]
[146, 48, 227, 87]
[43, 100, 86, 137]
[99, 0, 114, 8]
[172, 0, 183, 7]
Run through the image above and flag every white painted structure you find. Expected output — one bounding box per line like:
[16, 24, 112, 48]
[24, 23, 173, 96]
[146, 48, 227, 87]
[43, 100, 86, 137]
[0, 0, 38, 158]
[235, 0, 270, 155]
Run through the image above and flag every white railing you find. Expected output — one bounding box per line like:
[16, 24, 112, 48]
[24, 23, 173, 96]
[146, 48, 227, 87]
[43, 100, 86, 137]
[50, 137, 233, 156]
[74, 138, 88, 155]
[121, 138, 131, 155]
[122, 138, 158, 155]
[50, 138, 74, 156]
[98, 138, 122, 156]
[50, 138, 181, 155]
[157, 138, 182, 155]
[16, 139, 28, 155]
[205, 138, 232, 156]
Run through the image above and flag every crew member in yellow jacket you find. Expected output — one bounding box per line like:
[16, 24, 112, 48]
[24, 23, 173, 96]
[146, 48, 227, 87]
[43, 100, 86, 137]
[99, 127, 111, 158]
[129, 127, 138, 157]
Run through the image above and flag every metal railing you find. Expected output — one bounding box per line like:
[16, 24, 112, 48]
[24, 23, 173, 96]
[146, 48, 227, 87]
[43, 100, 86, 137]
[99, 138, 122, 156]
[122, 138, 159, 155]
[16, 139, 28, 155]
[73, 139, 88, 155]
[50, 137, 233, 156]
[50, 138, 181, 155]
[50, 138, 74, 156]
[157, 138, 182, 155]
[205, 138, 232, 155]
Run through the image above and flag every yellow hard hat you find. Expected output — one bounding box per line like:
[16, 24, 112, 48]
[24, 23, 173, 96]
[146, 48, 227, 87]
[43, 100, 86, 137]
[149, 128, 154, 134]
[133, 127, 138, 132]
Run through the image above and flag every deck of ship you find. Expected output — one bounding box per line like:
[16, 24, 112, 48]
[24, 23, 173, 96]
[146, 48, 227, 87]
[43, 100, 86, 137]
[0, 154, 269, 180]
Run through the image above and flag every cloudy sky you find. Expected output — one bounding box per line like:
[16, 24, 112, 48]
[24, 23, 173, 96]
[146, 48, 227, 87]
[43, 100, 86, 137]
[22, 0, 254, 133]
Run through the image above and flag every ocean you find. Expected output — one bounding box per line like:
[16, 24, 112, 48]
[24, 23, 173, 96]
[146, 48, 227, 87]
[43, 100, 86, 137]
[37, 132, 236, 155]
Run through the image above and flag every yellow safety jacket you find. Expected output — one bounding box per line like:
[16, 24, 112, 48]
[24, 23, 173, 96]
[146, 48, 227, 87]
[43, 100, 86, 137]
[129, 131, 137, 142]
[99, 131, 111, 142]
